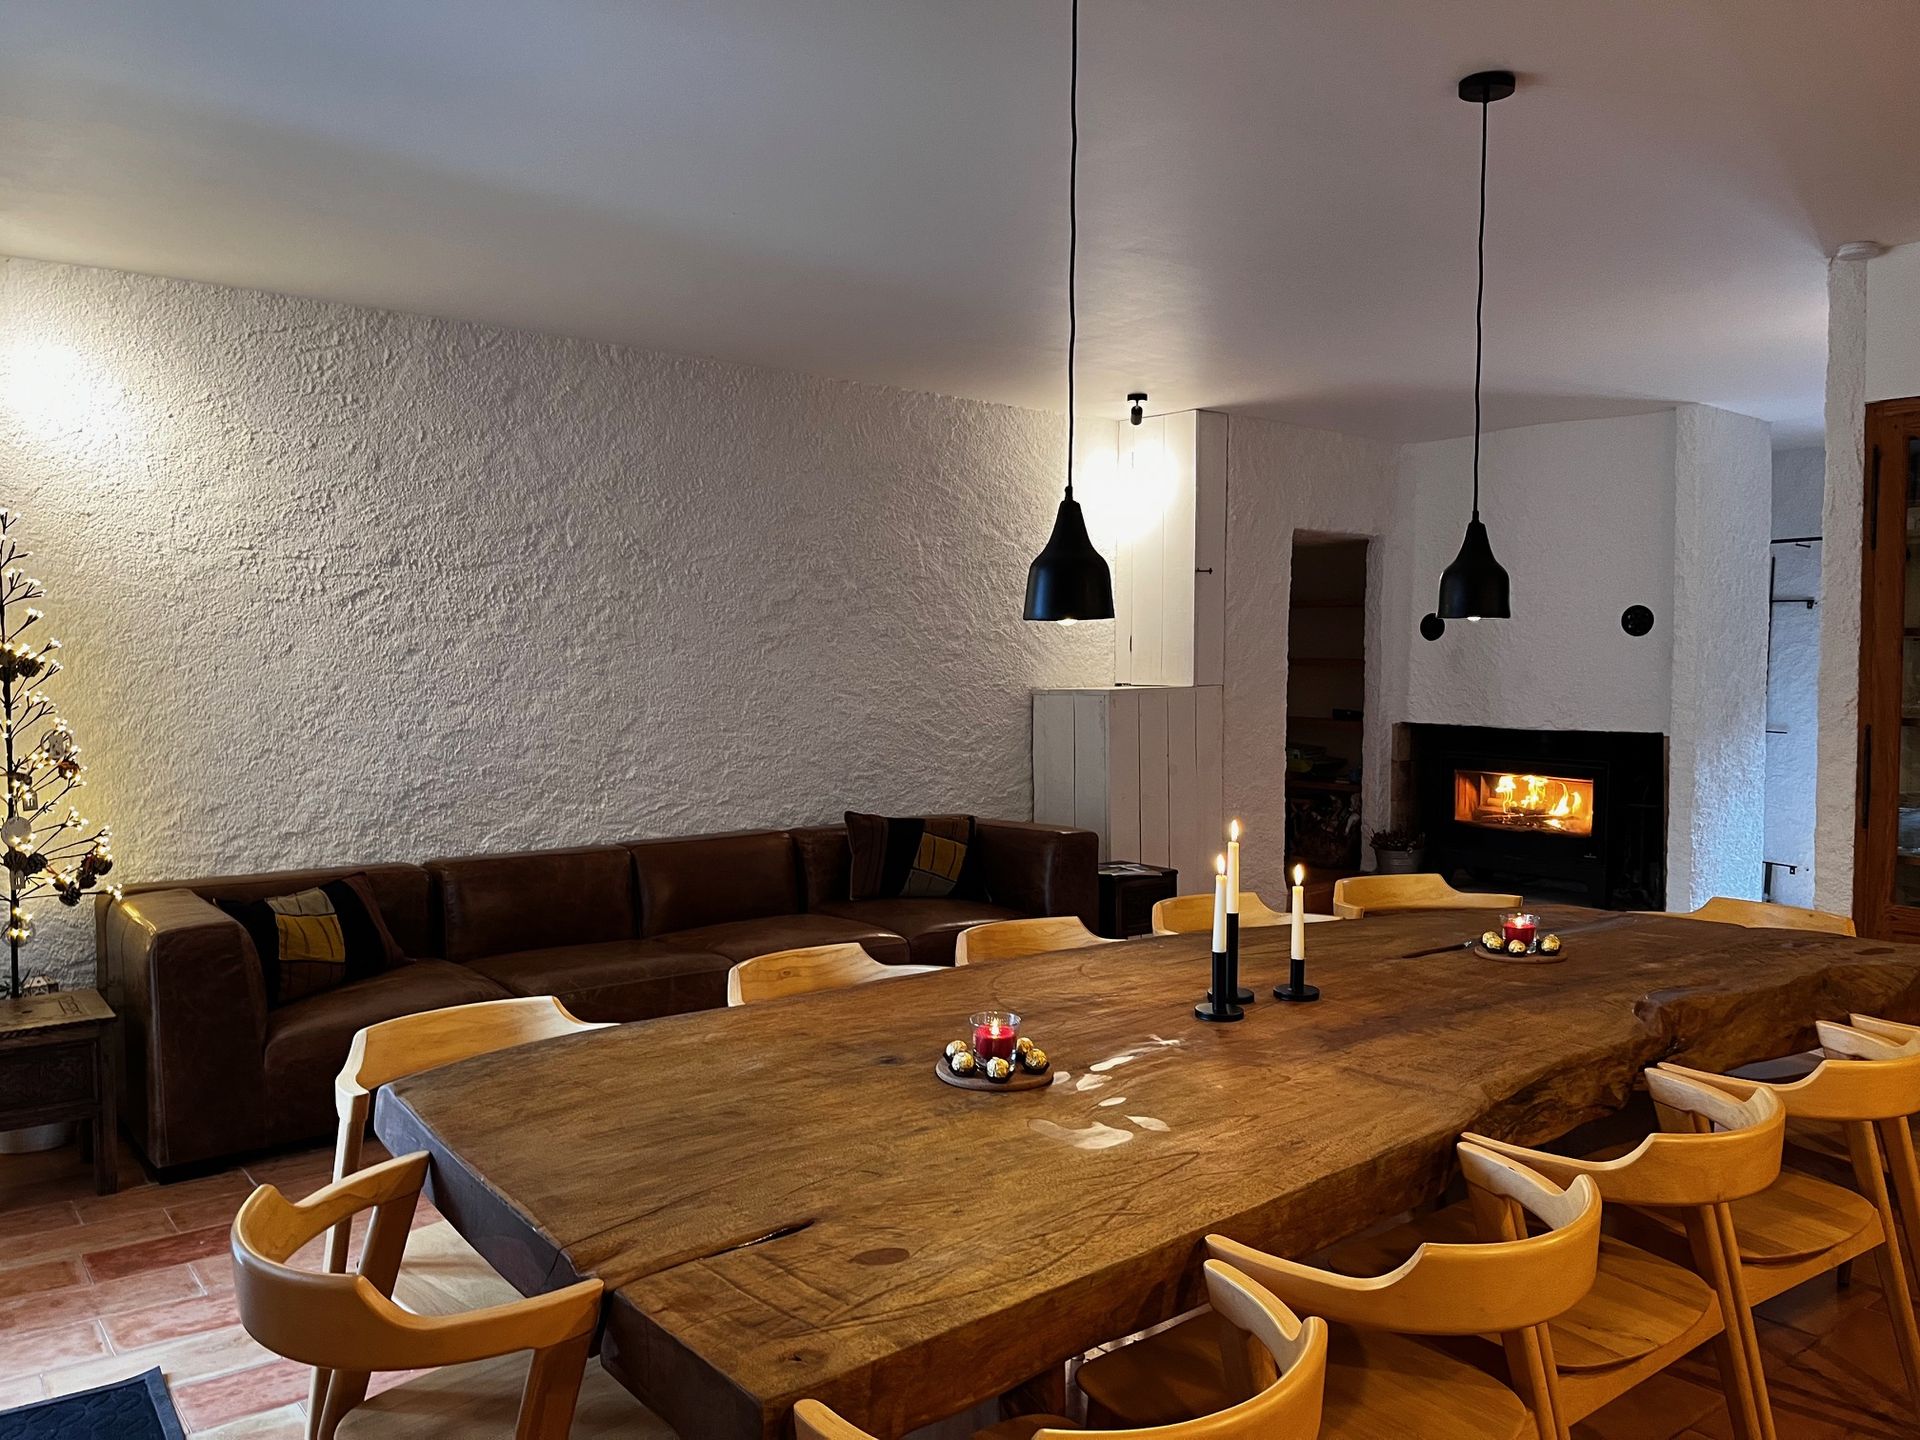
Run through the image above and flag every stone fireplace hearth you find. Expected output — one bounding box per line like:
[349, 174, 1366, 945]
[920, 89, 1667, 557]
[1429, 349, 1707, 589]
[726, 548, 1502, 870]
[1394, 724, 1667, 909]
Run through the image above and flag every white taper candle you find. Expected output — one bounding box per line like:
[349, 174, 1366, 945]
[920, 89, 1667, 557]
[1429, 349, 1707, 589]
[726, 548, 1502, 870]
[1290, 863, 1306, 961]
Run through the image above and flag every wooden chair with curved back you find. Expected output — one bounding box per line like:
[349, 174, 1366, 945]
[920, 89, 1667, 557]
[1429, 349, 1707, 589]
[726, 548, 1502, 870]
[726, 942, 942, 1005]
[953, 915, 1116, 966]
[1667, 896, 1856, 937]
[794, 1260, 1327, 1439]
[1447, 1069, 1786, 1439]
[1329, 874, 1523, 920]
[234, 1152, 670, 1440]
[330, 997, 611, 1273]
[1076, 1143, 1602, 1440]
[1651, 1028, 1920, 1422]
[1150, 892, 1340, 936]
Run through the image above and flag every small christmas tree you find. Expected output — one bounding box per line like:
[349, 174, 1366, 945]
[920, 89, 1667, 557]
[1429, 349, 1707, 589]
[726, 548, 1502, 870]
[0, 510, 118, 999]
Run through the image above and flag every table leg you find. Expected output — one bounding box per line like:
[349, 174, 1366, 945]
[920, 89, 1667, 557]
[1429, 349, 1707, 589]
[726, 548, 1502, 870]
[94, 1037, 117, 1195]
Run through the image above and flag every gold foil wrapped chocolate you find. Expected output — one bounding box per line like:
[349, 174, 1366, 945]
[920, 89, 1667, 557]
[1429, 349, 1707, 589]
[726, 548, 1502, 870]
[1014, 1035, 1035, 1055]
[1539, 933, 1562, 954]
[984, 1056, 1014, 1083]
[1019, 1047, 1050, 1075]
[944, 1039, 971, 1061]
[1481, 930, 1504, 951]
[1506, 937, 1529, 955]
[947, 1049, 979, 1076]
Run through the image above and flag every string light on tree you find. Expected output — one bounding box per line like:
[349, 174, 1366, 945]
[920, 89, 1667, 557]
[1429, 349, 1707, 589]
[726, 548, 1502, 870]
[0, 510, 119, 999]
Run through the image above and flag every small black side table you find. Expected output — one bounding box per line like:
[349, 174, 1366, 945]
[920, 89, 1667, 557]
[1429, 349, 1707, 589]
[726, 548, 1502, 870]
[1098, 862, 1179, 939]
[0, 989, 118, 1194]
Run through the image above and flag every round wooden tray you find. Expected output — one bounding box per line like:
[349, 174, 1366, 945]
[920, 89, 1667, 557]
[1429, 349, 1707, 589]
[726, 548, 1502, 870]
[1470, 939, 1567, 965]
[934, 1059, 1053, 1092]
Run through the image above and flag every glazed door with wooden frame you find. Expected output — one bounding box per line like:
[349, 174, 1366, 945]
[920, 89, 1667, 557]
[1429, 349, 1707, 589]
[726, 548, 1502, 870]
[1858, 398, 1920, 939]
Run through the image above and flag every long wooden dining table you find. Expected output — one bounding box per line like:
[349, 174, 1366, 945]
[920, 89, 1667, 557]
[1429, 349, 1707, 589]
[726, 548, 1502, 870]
[371, 905, 1920, 1439]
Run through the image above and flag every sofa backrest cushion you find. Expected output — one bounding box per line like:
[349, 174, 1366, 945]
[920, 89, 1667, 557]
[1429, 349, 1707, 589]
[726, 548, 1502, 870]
[792, 826, 851, 910]
[627, 831, 799, 937]
[428, 846, 636, 963]
[122, 863, 435, 960]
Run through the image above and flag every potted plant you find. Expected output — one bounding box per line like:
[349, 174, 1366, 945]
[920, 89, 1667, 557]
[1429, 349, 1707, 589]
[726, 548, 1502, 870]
[1370, 828, 1425, 875]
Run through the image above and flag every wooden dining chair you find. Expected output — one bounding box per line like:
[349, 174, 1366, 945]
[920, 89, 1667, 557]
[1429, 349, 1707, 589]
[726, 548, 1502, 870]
[954, 915, 1116, 966]
[1076, 1143, 1602, 1440]
[726, 942, 943, 1005]
[1447, 1069, 1787, 1440]
[1328, 874, 1523, 920]
[234, 1152, 671, 1440]
[1665, 896, 1856, 937]
[330, 997, 612, 1272]
[1150, 892, 1339, 935]
[794, 1260, 1327, 1439]
[1774, 1014, 1920, 1229]
[1650, 1036, 1920, 1422]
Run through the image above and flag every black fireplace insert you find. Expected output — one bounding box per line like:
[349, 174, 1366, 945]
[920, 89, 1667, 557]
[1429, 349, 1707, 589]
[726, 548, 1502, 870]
[1404, 725, 1666, 909]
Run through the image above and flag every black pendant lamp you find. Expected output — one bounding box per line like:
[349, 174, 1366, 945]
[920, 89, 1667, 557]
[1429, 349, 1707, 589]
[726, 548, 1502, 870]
[1436, 70, 1515, 623]
[1024, 0, 1113, 624]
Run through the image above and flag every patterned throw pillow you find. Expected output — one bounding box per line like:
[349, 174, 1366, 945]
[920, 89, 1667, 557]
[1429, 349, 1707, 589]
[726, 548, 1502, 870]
[219, 873, 405, 1007]
[845, 812, 977, 900]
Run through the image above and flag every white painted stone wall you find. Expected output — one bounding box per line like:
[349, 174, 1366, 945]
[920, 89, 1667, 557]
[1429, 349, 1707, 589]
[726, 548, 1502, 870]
[1221, 415, 1402, 897]
[0, 256, 1114, 987]
[1765, 448, 1823, 909]
[1667, 405, 1773, 911]
[1401, 413, 1677, 737]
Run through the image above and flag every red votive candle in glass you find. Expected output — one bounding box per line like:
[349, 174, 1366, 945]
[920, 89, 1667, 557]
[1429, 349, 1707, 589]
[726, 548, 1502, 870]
[971, 1011, 1021, 1064]
[1501, 912, 1539, 947]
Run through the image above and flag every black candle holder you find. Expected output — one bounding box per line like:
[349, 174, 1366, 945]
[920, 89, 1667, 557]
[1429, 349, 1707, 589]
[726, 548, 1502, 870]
[1274, 953, 1320, 1003]
[1196, 947, 1244, 1022]
[1208, 912, 1256, 1007]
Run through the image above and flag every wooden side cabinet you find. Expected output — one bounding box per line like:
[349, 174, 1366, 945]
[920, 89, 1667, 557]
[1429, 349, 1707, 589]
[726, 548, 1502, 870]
[0, 989, 118, 1194]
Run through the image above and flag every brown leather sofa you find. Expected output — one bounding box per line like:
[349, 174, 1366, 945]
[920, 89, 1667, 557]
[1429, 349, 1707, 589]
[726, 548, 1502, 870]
[100, 819, 1095, 1172]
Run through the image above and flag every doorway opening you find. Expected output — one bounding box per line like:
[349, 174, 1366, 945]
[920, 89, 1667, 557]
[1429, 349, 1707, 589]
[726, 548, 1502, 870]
[1285, 536, 1367, 887]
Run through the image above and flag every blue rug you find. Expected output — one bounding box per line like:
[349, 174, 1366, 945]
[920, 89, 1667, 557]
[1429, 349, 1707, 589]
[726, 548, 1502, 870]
[0, 1369, 185, 1440]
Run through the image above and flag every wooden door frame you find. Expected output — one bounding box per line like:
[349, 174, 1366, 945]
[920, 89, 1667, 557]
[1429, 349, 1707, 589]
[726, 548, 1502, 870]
[1856, 398, 1920, 938]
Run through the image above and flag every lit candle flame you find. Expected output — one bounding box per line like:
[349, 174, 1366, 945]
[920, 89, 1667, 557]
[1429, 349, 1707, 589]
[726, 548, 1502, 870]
[1293, 863, 1305, 885]
[1215, 853, 1227, 875]
[1229, 818, 1241, 841]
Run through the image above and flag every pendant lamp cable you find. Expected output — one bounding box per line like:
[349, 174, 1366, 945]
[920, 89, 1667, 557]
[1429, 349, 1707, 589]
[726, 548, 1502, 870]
[1471, 90, 1487, 519]
[1064, 0, 1079, 500]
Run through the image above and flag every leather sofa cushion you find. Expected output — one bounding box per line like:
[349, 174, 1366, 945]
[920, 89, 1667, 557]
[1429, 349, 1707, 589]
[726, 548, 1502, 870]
[263, 960, 510, 1145]
[123, 863, 435, 961]
[465, 939, 734, 1024]
[814, 898, 1023, 966]
[429, 847, 636, 962]
[656, 914, 910, 965]
[627, 831, 799, 937]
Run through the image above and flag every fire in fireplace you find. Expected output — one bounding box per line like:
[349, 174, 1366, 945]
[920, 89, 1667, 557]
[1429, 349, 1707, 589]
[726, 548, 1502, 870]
[1452, 769, 1596, 838]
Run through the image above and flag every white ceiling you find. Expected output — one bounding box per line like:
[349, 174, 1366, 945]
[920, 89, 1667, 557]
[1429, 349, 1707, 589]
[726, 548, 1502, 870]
[4, 1, 1917, 445]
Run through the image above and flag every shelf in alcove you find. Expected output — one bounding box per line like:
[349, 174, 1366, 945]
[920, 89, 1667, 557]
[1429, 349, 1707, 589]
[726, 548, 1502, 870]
[1287, 778, 1361, 794]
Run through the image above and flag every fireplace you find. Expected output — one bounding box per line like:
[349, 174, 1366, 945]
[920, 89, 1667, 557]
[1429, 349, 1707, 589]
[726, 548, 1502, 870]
[1401, 725, 1665, 909]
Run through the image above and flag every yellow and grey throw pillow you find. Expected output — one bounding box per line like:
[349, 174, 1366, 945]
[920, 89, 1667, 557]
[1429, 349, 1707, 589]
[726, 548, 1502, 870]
[846, 812, 977, 900]
[219, 873, 405, 1007]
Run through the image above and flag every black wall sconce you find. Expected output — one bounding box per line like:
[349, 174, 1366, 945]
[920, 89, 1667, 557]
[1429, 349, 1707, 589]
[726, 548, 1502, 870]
[1621, 605, 1655, 637]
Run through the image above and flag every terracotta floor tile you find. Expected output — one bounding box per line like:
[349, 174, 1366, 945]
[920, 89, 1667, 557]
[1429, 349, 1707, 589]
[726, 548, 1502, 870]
[39, 1322, 273, 1397]
[84, 1224, 232, 1284]
[190, 1258, 236, 1294]
[2, 1207, 175, 1267]
[191, 1402, 308, 1439]
[1756, 1270, 1882, 1337]
[1574, 1365, 1726, 1438]
[2, 1200, 82, 1238]
[75, 1169, 250, 1225]
[0, 1374, 44, 1408]
[5, 1319, 110, 1372]
[103, 1286, 242, 1352]
[166, 1194, 246, 1234]
[171, 1357, 311, 1431]
[0, 1262, 206, 1338]
[0, 1256, 85, 1302]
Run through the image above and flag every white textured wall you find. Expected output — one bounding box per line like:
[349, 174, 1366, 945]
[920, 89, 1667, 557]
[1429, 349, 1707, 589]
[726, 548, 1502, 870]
[1766, 447, 1823, 909]
[1222, 415, 1403, 896]
[0, 256, 1112, 986]
[1815, 257, 1871, 914]
[1401, 413, 1677, 735]
[1667, 405, 1772, 911]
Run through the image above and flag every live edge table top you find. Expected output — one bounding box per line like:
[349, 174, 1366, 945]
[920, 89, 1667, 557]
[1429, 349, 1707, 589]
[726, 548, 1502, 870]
[371, 907, 1920, 1440]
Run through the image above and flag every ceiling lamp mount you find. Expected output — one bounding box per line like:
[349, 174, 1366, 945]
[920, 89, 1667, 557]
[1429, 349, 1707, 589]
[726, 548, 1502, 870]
[1024, 0, 1115, 625]
[1128, 392, 1148, 425]
[1435, 68, 1515, 625]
